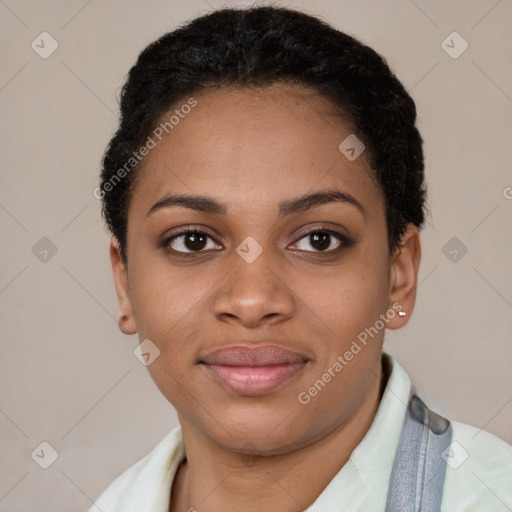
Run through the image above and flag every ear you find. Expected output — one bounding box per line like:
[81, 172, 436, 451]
[110, 236, 137, 335]
[386, 223, 421, 330]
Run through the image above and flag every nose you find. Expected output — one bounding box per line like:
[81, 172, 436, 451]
[212, 247, 295, 328]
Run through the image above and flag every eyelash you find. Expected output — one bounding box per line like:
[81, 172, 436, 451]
[159, 227, 354, 258]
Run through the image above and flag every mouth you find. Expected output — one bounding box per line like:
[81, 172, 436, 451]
[199, 344, 309, 396]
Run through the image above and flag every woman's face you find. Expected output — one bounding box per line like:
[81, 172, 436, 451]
[112, 82, 417, 455]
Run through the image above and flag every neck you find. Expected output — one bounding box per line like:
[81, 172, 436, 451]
[170, 359, 387, 512]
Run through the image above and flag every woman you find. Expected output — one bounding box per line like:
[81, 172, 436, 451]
[91, 6, 512, 511]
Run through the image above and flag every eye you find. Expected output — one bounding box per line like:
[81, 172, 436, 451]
[161, 229, 222, 254]
[290, 229, 352, 254]
[160, 227, 353, 257]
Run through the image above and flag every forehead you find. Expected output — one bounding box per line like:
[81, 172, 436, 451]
[129, 82, 384, 219]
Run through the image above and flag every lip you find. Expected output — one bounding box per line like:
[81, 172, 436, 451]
[199, 344, 309, 396]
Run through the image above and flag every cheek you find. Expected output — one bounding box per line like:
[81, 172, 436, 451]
[293, 255, 390, 340]
[128, 257, 218, 349]
[130, 264, 213, 406]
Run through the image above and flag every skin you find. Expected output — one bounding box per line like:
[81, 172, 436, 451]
[109, 82, 421, 512]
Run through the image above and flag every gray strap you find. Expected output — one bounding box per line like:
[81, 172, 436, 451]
[385, 394, 453, 512]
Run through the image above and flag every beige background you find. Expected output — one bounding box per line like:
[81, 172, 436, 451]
[0, 0, 511, 510]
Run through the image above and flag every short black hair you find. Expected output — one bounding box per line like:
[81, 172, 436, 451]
[99, 5, 428, 264]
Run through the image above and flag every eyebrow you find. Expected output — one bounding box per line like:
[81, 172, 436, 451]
[146, 189, 366, 219]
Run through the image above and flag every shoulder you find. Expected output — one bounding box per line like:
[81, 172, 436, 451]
[441, 420, 512, 511]
[87, 426, 184, 512]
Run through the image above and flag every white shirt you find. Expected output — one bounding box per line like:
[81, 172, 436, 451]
[88, 354, 512, 511]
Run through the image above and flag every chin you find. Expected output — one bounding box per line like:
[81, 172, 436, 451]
[198, 405, 320, 456]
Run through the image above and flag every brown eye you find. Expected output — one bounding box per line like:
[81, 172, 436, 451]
[291, 229, 352, 253]
[163, 230, 222, 254]
[309, 231, 331, 251]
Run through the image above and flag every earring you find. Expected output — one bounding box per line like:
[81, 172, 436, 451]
[398, 311, 407, 317]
